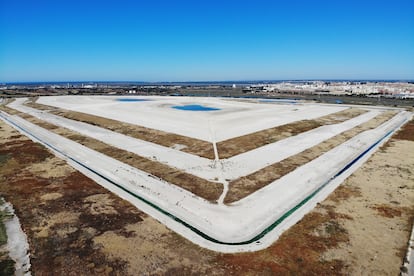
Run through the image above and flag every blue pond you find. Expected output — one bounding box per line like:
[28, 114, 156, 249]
[172, 104, 221, 111]
[116, 98, 150, 102]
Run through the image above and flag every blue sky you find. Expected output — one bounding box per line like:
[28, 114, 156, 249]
[0, 0, 413, 82]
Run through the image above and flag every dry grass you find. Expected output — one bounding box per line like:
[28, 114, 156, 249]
[28, 101, 367, 160]
[217, 108, 367, 158]
[27, 101, 216, 159]
[0, 104, 20, 115]
[319, 133, 414, 275]
[216, 205, 351, 275]
[1, 110, 413, 275]
[327, 184, 362, 203]
[371, 204, 404, 218]
[0, 131, 142, 274]
[224, 111, 398, 203]
[7, 101, 399, 204]
[392, 119, 414, 141]
[2, 107, 223, 202]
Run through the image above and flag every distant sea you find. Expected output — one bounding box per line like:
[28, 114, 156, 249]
[3, 80, 413, 86]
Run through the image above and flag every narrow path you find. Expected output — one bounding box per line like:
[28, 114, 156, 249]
[207, 118, 230, 204]
[217, 162, 229, 205]
[208, 119, 219, 162]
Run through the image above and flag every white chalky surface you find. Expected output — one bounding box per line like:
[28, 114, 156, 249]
[1, 96, 411, 252]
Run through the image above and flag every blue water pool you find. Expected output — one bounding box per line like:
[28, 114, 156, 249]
[116, 98, 150, 102]
[172, 104, 221, 111]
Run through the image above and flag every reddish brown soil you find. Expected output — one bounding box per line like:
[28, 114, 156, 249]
[393, 119, 414, 141]
[371, 204, 404, 218]
[0, 134, 144, 274]
[216, 205, 351, 275]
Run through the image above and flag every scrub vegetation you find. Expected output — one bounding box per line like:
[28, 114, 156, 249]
[224, 111, 397, 203]
[217, 108, 367, 158]
[1, 100, 400, 205]
[0, 118, 412, 275]
[0, 106, 223, 202]
[26, 101, 217, 159]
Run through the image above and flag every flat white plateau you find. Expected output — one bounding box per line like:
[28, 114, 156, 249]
[38, 95, 346, 142]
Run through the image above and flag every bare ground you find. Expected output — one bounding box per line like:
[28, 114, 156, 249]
[28, 100, 367, 160]
[224, 111, 398, 203]
[0, 106, 223, 202]
[217, 108, 367, 158]
[320, 127, 414, 275]
[3, 102, 400, 205]
[0, 116, 413, 275]
[26, 101, 216, 159]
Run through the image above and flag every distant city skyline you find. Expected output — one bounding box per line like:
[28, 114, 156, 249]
[1, 0, 413, 82]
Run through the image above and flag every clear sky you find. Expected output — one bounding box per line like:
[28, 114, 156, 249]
[0, 0, 413, 82]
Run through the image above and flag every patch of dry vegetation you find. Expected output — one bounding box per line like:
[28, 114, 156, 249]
[225, 111, 398, 203]
[327, 184, 362, 203]
[319, 124, 414, 275]
[0, 104, 20, 115]
[27, 101, 368, 160]
[1, 111, 413, 275]
[6, 101, 399, 204]
[393, 119, 414, 141]
[27, 101, 216, 159]
[0, 123, 144, 274]
[371, 204, 404, 218]
[216, 205, 351, 275]
[217, 108, 367, 158]
[2, 107, 223, 201]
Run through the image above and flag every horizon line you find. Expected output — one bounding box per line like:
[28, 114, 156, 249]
[2, 78, 414, 85]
